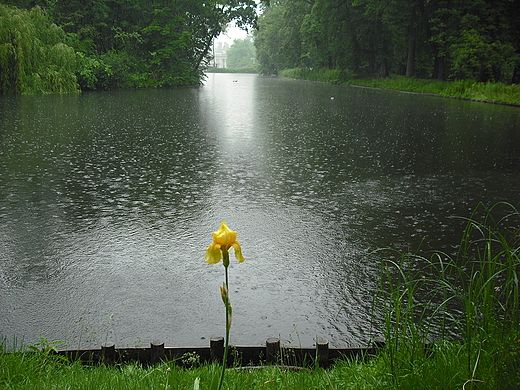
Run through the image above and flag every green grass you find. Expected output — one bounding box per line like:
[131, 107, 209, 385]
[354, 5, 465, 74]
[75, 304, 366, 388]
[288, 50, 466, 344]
[351, 76, 520, 105]
[374, 201, 520, 389]
[1, 203, 519, 389]
[0, 344, 489, 390]
[279, 68, 520, 105]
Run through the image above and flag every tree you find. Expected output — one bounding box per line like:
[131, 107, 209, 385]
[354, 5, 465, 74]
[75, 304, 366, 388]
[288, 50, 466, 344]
[445, 0, 520, 82]
[255, 3, 290, 74]
[227, 37, 256, 68]
[301, 0, 351, 70]
[255, 0, 311, 74]
[0, 4, 78, 94]
[256, 0, 520, 83]
[3, 0, 259, 89]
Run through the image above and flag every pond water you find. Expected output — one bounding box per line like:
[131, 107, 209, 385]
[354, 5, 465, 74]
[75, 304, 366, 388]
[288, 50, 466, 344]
[1, 73, 519, 349]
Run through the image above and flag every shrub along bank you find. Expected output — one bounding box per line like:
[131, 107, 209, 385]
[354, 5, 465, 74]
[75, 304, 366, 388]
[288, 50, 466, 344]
[279, 68, 520, 106]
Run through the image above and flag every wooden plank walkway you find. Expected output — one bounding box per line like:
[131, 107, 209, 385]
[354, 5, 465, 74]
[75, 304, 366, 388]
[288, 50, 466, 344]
[55, 337, 386, 368]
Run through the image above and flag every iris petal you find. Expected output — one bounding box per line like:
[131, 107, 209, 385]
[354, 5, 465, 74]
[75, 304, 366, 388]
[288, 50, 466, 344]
[213, 222, 238, 246]
[206, 222, 244, 264]
[205, 243, 222, 264]
[231, 242, 245, 263]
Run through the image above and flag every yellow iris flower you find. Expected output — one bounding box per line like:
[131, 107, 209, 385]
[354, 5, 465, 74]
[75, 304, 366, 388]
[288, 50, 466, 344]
[205, 222, 245, 265]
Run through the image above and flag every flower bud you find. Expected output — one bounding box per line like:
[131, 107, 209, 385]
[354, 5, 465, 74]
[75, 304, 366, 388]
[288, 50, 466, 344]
[220, 283, 229, 303]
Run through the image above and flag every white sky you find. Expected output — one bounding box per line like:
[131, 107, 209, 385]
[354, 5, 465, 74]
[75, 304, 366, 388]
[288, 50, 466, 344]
[216, 22, 252, 45]
[216, 1, 261, 45]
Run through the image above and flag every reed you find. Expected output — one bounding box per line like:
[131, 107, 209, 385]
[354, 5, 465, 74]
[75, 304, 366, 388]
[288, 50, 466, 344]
[374, 202, 520, 389]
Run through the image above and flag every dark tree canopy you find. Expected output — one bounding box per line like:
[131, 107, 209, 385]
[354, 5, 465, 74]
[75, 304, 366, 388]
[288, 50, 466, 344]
[1, 0, 258, 93]
[254, 0, 520, 83]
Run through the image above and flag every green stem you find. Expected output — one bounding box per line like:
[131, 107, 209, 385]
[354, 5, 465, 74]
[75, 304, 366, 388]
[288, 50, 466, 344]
[217, 256, 230, 390]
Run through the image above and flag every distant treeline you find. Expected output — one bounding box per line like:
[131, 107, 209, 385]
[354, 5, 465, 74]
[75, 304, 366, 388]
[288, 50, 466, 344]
[0, 1, 256, 94]
[254, 0, 520, 84]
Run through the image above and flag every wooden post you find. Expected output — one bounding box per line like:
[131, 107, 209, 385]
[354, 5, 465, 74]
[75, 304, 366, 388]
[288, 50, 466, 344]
[266, 337, 280, 364]
[101, 342, 115, 365]
[210, 337, 224, 362]
[316, 338, 329, 368]
[150, 340, 165, 364]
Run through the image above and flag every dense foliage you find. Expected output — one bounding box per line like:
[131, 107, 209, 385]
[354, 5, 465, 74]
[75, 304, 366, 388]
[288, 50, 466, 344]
[1, 0, 257, 93]
[226, 37, 256, 68]
[0, 5, 78, 94]
[255, 0, 520, 84]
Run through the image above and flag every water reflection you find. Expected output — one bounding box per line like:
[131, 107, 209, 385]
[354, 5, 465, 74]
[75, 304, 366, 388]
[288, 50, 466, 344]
[0, 74, 519, 349]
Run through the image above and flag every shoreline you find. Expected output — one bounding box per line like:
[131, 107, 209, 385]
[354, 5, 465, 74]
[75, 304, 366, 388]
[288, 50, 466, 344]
[277, 68, 520, 107]
[347, 83, 520, 107]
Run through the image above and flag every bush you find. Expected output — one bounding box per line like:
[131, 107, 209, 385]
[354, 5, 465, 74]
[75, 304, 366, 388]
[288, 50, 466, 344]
[77, 51, 147, 90]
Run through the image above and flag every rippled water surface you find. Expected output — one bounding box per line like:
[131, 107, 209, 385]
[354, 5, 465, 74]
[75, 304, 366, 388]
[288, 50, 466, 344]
[1, 74, 520, 348]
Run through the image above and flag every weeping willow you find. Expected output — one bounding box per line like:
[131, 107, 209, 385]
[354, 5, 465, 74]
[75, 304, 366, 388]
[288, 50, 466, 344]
[0, 5, 78, 94]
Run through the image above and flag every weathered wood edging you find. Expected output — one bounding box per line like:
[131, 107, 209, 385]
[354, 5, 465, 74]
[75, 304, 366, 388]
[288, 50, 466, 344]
[54, 337, 386, 368]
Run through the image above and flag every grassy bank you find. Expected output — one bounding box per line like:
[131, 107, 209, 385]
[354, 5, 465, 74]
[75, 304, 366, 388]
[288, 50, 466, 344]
[278, 68, 520, 106]
[0, 341, 497, 390]
[1, 202, 519, 389]
[372, 201, 520, 390]
[205, 67, 259, 74]
[0, 338, 516, 389]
